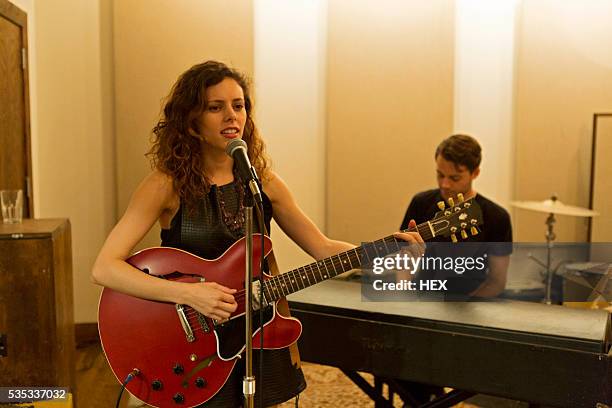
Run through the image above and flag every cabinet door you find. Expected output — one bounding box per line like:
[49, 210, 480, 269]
[0, 238, 55, 385]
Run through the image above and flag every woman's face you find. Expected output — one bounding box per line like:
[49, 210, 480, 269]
[198, 77, 247, 152]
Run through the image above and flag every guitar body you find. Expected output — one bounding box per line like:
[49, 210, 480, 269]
[98, 235, 302, 408]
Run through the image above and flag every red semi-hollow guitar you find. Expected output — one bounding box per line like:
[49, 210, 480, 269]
[98, 196, 482, 407]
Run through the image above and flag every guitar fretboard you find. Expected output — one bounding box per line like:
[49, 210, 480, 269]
[262, 223, 433, 303]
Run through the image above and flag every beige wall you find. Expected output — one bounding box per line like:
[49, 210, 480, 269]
[29, 0, 115, 323]
[326, 0, 455, 243]
[254, 0, 328, 272]
[590, 115, 612, 243]
[113, 0, 254, 251]
[513, 0, 612, 242]
[454, 0, 519, 209]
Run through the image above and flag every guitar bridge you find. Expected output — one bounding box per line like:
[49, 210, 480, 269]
[176, 304, 195, 342]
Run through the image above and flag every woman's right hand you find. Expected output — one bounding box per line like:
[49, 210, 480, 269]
[185, 282, 238, 321]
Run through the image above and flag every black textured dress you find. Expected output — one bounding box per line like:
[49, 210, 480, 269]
[161, 180, 306, 407]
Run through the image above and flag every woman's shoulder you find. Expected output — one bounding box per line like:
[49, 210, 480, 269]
[145, 169, 174, 185]
[261, 170, 285, 201]
[139, 169, 173, 193]
[136, 170, 179, 209]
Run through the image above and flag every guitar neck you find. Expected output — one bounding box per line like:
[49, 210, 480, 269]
[262, 222, 434, 303]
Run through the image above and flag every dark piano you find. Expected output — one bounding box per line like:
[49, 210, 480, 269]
[287, 279, 612, 408]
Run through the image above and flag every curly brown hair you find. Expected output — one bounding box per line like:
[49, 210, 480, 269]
[148, 61, 270, 209]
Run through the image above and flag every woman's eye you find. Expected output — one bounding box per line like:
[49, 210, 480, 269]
[208, 105, 221, 112]
[234, 104, 244, 110]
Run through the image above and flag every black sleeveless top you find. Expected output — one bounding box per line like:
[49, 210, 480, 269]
[161, 180, 273, 258]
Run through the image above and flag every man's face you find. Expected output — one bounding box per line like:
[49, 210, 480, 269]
[435, 155, 479, 201]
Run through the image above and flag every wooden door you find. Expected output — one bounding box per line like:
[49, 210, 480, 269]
[0, 0, 33, 216]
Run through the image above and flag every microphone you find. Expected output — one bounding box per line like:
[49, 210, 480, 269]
[225, 138, 263, 205]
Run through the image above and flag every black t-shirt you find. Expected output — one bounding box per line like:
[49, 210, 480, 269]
[400, 189, 513, 296]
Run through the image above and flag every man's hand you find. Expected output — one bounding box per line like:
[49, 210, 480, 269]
[393, 219, 426, 259]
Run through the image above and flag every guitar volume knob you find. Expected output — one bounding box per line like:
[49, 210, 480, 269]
[173, 393, 185, 404]
[195, 377, 207, 388]
[151, 379, 163, 391]
[173, 363, 184, 374]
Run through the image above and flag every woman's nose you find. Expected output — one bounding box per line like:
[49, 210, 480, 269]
[225, 105, 237, 121]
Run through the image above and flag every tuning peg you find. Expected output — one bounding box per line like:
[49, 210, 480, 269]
[457, 193, 464, 202]
[470, 226, 479, 236]
[461, 229, 468, 239]
[437, 201, 445, 211]
[448, 197, 455, 207]
[450, 226, 458, 243]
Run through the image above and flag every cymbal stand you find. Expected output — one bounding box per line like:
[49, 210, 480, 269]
[544, 212, 556, 305]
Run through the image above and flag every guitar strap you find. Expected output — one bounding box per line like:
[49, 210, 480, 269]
[259, 224, 302, 368]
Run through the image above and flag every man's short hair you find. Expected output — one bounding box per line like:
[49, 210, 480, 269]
[435, 134, 482, 173]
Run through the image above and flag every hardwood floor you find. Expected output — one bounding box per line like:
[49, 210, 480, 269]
[75, 342, 124, 408]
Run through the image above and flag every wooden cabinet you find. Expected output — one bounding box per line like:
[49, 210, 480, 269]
[0, 219, 75, 394]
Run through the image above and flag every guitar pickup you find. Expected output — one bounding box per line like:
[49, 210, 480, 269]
[175, 304, 195, 342]
[197, 312, 210, 333]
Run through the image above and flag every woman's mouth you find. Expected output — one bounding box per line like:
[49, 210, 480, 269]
[221, 128, 240, 138]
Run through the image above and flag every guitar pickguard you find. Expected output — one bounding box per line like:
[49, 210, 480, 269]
[215, 304, 275, 360]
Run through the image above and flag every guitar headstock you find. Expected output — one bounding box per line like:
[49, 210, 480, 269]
[430, 193, 483, 242]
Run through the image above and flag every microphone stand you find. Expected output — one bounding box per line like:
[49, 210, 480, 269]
[243, 189, 265, 408]
[243, 193, 255, 407]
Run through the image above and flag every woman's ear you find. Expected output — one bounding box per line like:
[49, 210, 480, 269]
[188, 118, 201, 138]
[188, 127, 199, 137]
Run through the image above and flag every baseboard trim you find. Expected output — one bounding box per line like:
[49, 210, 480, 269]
[75, 322, 99, 348]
